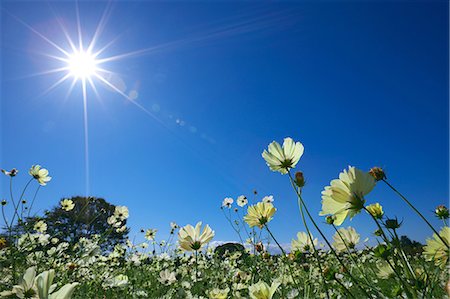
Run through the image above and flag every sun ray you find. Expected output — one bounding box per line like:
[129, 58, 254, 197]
[39, 73, 71, 98]
[87, 1, 114, 53]
[75, 1, 84, 51]
[81, 78, 90, 197]
[5, 11, 71, 57]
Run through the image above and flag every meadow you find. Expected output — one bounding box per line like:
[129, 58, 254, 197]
[0, 138, 448, 299]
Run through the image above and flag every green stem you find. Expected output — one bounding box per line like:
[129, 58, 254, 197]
[264, 224, 301, 291]
[287, 171, 371, 298]
[383, 179, 448, 248]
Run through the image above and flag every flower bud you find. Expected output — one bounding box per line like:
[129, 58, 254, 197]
[325, 215, 335, 225]
[366, 203, 384, 219]
[385, 218, 402, 230]
[295, 171, 305, 188]
[435, 205, 449, 220]
[374, 229, 383, 237]
[369, 167, 386, 181]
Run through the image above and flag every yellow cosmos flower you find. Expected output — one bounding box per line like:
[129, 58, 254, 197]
[248, 281, 280, 299]
[320, 166, 375, 226]
[291, 232, 318, 253]
[262, 137, 304, 175]
[244, 202, 276, 229]
[423, 226, 449, 268]
[332, 226, 360, 252]
[34, 220, 47, 233]
[366, 203, 384, 219]
[29, 165, 52, 186]
[208, 287, 230, 299]
[178, 221, 214, 252]
[60, 199, 75, 211]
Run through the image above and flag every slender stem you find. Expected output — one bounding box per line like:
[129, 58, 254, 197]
[297, 197, 331, 299]
[385, 258, 416, 299]
[332, 224, 373, 287]
[287, 172, 371, 298]
[264, 224, 301, 291]
[383, 179, 448, 248]
[27, 185, 41, 218]
[195, 250, 198, 282]
[11, 178, 33, 226]
[335, 277, 356, 299]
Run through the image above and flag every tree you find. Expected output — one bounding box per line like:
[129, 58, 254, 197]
[7, 196, 128, 251]
[399, 235, 423, 255]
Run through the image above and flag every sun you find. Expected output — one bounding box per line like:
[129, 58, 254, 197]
[67, 49, 99, 79]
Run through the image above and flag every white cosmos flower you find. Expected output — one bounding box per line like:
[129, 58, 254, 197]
[262, 195, 274, 203]
[262, 137, 304, 175]
[60, 199, 75, 211]
[332, 226, 360, 252]
[178, 222, 214, 252]
[158, 269, 177, 285]
[29, 165, 52, 186]
[107, 215, 117, 225]
[291, 232, 318, 253]
[114, 206, 129, 221]
[320, 166, 376, 226]
[34, 221, 47, 233]
[237, 195, 248, 207]
[222, 197, 234, 208]
[145, 229, 157, 241]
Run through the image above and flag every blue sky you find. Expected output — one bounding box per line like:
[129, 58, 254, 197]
[1, 1, 448, 246]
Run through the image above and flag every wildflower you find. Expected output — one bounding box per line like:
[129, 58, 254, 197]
[332, 227, 360, 252]
[320, 166, 375, 226]
[244, 202, 276, 228]
[222, 197, 233, 208]
[369, 167, 386, 181]
[107, 215, 118, 225]
[423, 226, 449, 268]
[262, 137, 304, 174]
[178, 221, 214, 251]
[295, 171, 305, 188]
[60, 199, 75, 211]
[291, 232, 318, 252]
[248, 280, 280, 299]
[208, 287, 230, 299]
[366, 203, 384, 219]
[385, 218, 402, 230]
[105, 274, 129, 288]
[377, 262, 395, 279]
[34, 220, 47, 233]
[255, 242, 264, 253]
[158, 269, 177, 285]
[435, 205, 449, 220]
[1, 168, 18, 177]
[29, 165, 52, 186]
[0, 267, 78, 299]
[237, 195, 248, 207]
[114, 206, 129, 221]
[262, 195, 274, 203]
[116, 225, 127, 233]
[0, 238, 7, 249]
[145, 229, 157, 241]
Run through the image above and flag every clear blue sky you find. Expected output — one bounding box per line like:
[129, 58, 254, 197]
[1, 1, 448, 246]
